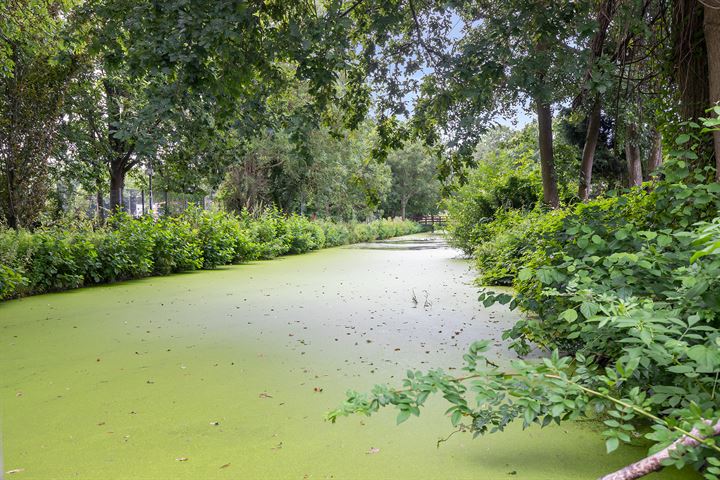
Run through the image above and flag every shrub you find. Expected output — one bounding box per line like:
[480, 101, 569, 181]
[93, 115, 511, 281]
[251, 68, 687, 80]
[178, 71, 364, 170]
[182, 207, 240, 269]
[10, 230, 96, 293]
[284, 215, 326, 254]
[0, 265, 26, 300]
[0, 209, 421, 300]
[317, 220, 352, 247]
[249, 209, 291, 259]
[376, 218, 398, 239]
[91, 215, 154, 283]
[352, 222, 378, 243]
[152, 216, 203, 274]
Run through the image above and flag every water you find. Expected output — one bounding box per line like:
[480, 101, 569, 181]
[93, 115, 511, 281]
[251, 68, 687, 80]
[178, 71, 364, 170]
[0, 234, 695, 479]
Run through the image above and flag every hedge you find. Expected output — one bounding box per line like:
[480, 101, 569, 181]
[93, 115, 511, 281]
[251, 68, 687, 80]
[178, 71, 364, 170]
[0, 207, 421, 300]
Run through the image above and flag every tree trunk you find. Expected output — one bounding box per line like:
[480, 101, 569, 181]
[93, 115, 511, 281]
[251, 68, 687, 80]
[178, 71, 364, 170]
[625, 123, 643, 187]
[704, 1, 720, 180]
[109, 162, 125, 211]
[96, 186, 105, 223]
[148, 169, 154, 214]
[401, 197, 408, 220]
[599, 419, 720, 480]
[4, 164, 18, 229]
[647, 130, 663, 178]
[536, 101, 560, 208]
[579, 98, 602, 200]
[673, 0, 709, 121]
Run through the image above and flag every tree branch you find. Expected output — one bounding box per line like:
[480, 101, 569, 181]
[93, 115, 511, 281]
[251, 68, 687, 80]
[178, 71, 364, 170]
[599, 419, 720, 480]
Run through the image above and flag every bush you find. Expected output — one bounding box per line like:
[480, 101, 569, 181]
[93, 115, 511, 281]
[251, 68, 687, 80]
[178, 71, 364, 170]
[284, 215, 326, 254]
[317, 221, 352, 247]
[91, 213, 154, 282]
[352, 222, 378, 243]
[183, 207, 241, 269]
[443, 134, 543, 254]
[0, 208, 421, 300]
[248, 209, 291, 259]
[152, 216, 203, 274]
[0, 264, 26, 300]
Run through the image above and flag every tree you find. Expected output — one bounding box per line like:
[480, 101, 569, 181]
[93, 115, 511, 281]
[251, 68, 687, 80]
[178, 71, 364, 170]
[219, 121, 393, 221]
[383, 142, 440, 219]
[66, 0, 356, 211]
[577, 0, 615, 200]
[332, 1, 595, 208]
[705, 1, 720, 180]
[0, 0, 76, 227]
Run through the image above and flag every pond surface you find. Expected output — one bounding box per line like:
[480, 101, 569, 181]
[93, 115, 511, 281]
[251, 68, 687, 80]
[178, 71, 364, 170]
[0, 234, 695, 479]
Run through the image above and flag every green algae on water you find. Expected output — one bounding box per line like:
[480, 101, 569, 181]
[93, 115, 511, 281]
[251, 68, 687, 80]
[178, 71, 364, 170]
[0, 235, 696, 479]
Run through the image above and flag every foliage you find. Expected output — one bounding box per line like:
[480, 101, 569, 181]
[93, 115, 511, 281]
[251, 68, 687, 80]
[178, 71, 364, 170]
[473, 208, 567, 286]
[217, 123, 393, 222]
[332, 119, 720, 477]
[381, 141, 442, 219]
[443, 127, 544, 254]
[151, 216, 203, 275]
[284, 214, 326, 255]
[0, 0, 78, 228]
[0, 210, 420, 300]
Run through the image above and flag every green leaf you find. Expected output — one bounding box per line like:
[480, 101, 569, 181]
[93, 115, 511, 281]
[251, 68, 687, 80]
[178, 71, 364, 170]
[606, 436, 620, 453]
[675, 134, 691, 145]
[686, 345, 720, 370]
[518, 268, 533, 281]
[560, 309, 578, 322]
[396, 410, 411, 425]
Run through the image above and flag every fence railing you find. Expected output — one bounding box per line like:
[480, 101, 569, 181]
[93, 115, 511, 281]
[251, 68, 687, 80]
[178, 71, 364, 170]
[411, 214, 447, 227]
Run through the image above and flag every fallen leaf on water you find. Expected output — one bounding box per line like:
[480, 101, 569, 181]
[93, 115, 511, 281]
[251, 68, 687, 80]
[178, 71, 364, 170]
[259, 392, 273, 399]
[220, 463, 231, 469]
[175, 457, 188, 462]
[6, 468, 24, 474]
[366, 447, 380, 454]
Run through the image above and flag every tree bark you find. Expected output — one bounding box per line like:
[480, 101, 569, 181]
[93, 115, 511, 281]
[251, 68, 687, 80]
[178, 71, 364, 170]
[673, 0, 709, 121]
[536, 101, 560, 208]
[4, 164, 18, 229]
[647, 130, 663, 178]
[625, 123, 643, 187]
[96, 184, 105, 223]
[109, 161, 125, 211]
[401, 197, 408, 220]
[599, 419, 720, 480]
[704, 1, 720, 180]
[104, 79, 134, 212]
[579, 98, 602, 200]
